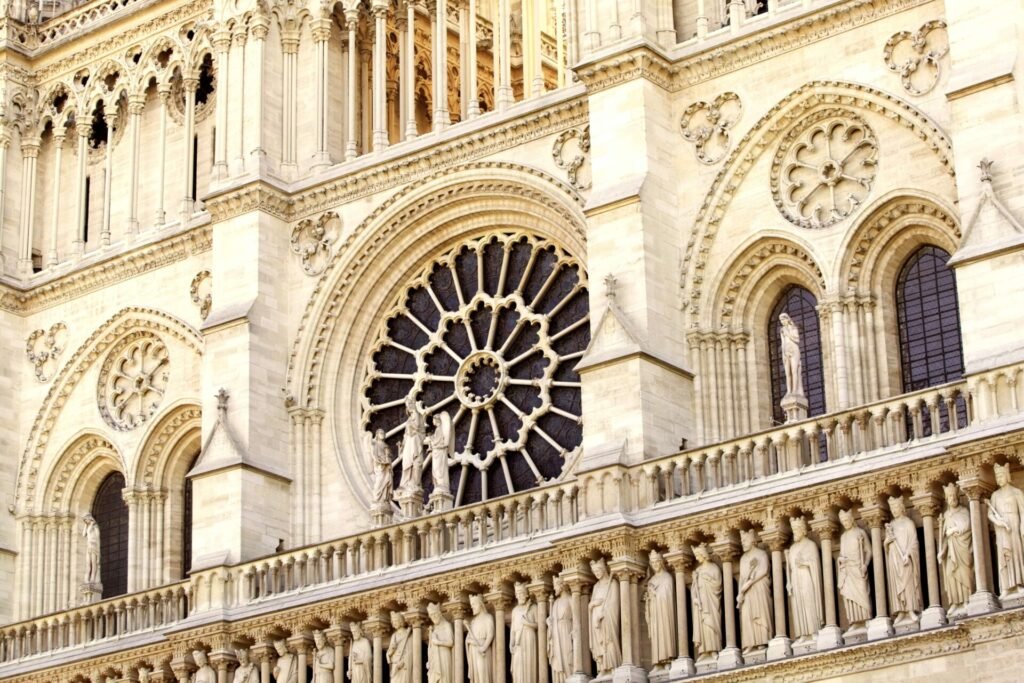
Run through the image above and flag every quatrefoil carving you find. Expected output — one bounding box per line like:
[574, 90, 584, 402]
[26, 322, 68, 382]
[884, 20, 949, 96]
[290, 211, 341, 276]
[679, 92, 742, 165]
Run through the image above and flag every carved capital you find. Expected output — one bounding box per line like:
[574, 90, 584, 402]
[910, 490, 942, 518]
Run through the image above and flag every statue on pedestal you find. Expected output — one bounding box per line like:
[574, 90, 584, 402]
[548, 576, 574, 683]
[884, 496, 922, 627]
[737, 530, 771, 654]
[988, 463, 1024, 599]
[82, 513, 102, 588]
[466, 595, 494, 683]
[588, 558, 621, 675]
[691, 543, 722, 662]
[938, 483, 974, 618]
[836, 509, 872, 635]
[427, 603, 454, 683]
[644, 550, 676, 668]
[427, 412, 454, 511]
[273, 640, 298, 683]
[388, 612, 415, 683]
[786, 517, 822, 644]
[368, 428, 394, 512]
[778, 313, 808, 422]
[191, 651, 215, 683]
[396, 395, 426, 497]
[348, 623, 372, 683]
[233, 649, 259, 683]
[510, 583, 538, 683]
[313, 630, 335, 683]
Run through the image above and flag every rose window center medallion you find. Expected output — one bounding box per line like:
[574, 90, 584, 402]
[98, 332, 170, 432]
[361, 232, 590, 508]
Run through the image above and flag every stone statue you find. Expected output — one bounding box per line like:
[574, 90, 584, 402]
[466, 594, 494, 683]
[348, 623, 372, 683]
[548, 575, 574, 683]
[369, 428, 394, 509]
[987, 463, 1024, 599]
[588, 558, 621, 674]
[428, 411, 454, 492]
[427, 602, 454, 683]
[82, 512, 101, 586]
[884, 496, 922, 626]
[691, 543, 722, 661]
[836, 509, 872, 633]
[191, 650, 215, 683]
[786, 516, 822, 643]
[396, 395, 426, 496]
[938, 483, 974, 618]
[233, 649, 259, 683]
[643, 549, 676, 667]
[313, 630, 335, 683]
[273, 640, 297, 683]
[737, 530, 772, 654]
[510, 582, 538, 683]
[779, 312, 803, 397]
[388, 612, 414, 683]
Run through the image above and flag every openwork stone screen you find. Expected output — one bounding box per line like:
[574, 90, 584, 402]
[361, 232, 590, 505]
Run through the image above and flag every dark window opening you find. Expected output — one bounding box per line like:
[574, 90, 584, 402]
[768, 286, 827, 427]
[82, 176, 91, 243]
[91, 472, 129, 599]
[195, 55, 215, 106]
[191, 134, 199, 200]
[182, 453, 199, 578]
[88, 102, 108, 150]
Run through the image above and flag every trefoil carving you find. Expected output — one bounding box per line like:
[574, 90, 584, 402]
[26, 322, 68, 382]
[679, 92, 742, 165]
[291, 212, 341, 276]
[883, 20, 949, 97]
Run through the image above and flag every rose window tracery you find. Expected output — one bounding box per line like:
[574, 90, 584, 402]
[772, 111, 878, 229]
[98, 333, 170, 431]
[361, 233, 590, 505]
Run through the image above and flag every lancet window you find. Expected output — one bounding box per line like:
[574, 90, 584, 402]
[91, 472, 129, 599]
[767, 285, 826, 426]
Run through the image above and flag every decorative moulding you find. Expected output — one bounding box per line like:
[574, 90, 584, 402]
[25, 322, 68, 382]
[883, 20, 949, 96]
[949, 159, 1024, 267]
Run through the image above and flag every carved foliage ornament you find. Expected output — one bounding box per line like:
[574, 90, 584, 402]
[190, 270, 212, 320]
[772, 111, 878, 229]
[551, 126, 591, 190]
[361, 232, 590, 506]
[884, 20, 949, 97]
[97, 332, 170, 431]
[291, 212, 341, 276]
[26, 322, 68, 382]
[679, 92, 742, 165]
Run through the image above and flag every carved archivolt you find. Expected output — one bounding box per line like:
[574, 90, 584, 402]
[44, 434, 122, 513]
[771, 110, 879, 229]
[290, 212, 341, 276]
[190, 270, 212, 321]
[97, 332, 171, 432]
[136, 404, 202, 488]
[25, 322, 68, 382]
[717, 240, 826, 324]
[360, 232, 589, 503]
[551, 126, 591, 190]
[883, 20, 949, 97]
[679, 92, 742, 165]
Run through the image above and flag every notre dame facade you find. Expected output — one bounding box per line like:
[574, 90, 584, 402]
[2, 0, 1024, 680]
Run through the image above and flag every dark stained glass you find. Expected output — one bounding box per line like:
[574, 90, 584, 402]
[91, 472, 129, 599]
[768, 286, 827, 427]
[182, 453, 198, 578]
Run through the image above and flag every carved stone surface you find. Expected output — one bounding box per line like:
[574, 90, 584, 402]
[691, 543, 722, 661]
[885, 496, 923, 627]
[290, 211, 341, 276]
[645, 550, 676, 667]
[25, 321, 67, 382]
[787, 517, 823, 642]
[191, 650, 215, 683]
[551, 126, 591, 190]
[427, 603, 454, 683]
[938, 483, 974, 619]
[737, 530, 772, 654]
[510, 583, 538, 683]
[81, 512, 101, 587]
[988, 464, 1024, 600]
[588, 558, 621, 674]
[548, 576, 573, 683]
[313, 630, 335, 683]
[388, 613, 414, 683]
[771, 111, 878, 229]
[97, 331, 169, 431]
[883, 20, 949, 96]
[679, 92, 742, 165]
[466, 595, 494, 683]
[233, 649, 259, 683]
[837, 509, 872, 633]
[348, 625, 372, 683]
[189, 270, 212, 321]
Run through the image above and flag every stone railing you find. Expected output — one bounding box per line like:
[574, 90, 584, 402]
[3, 0, 159, 51]
[0, 581, 191, 664]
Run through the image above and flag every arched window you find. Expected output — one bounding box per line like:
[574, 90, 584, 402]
[181, 453, 199, 578]
[896, 245, 963, 391]
[91, 472, 129, 598]
[768, 286, 827, 425]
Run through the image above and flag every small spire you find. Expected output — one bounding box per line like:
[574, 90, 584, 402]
[979, 158, 994, 184]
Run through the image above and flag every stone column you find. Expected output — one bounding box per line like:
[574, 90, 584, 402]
[124, 489, 140, 593]
[180, 76, 198, 225]
[713, 537, 742, 670]
[326, 622, 349, 683]
[487, 589, 512, 683]
[761, 526, 791, 661]
[562, 564, 594, 681]
[46, 129, 65, 267]
[312, 17, 332, 167]
[447, 598, 470, 683]
[0, 131, 8, 274]
[212, 28, 231, 179]
[961, 478, 1000, 614]
[862, 505, 893, 640]
[810, 517, 843, 649]
[290, 633, 313, 683]
[912, 492, 948, 628]
[246, 12, 269, 170]
[529, 580, 551, 683]
[401, 1, 417, 140]
[494, 0, 513, 109]
[17, 136, 40, 276]
[665, 548, 695, 678]
[371, 0, 389, 151]
[405, 607, 426, 683]
[430, 0, 451, 130]
[100, 110, 117, 247]
[73, 121, 89, 255]
[465, 0, 480, 117]
[209, 646, 237, 683]
[345, 10, 361, 160]
[251, 641, 274, 683]
[126, 95, 144, 235]
[154, 86, 170, 227]
[229, 25, 247, 174]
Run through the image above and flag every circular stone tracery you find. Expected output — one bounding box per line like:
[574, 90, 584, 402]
[361, 232, 590, 505]
[97, 332, 170, 432]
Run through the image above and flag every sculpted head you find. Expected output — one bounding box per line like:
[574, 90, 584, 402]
[590, 558, 608, 579]
[779, 312, 792, 328]
[514, 582, 530, 605]
[375, 428, 386, 441]
[236, 648, 250, 665]
[314, 629, 326, 649]
[350, 622, 364, 640]
[791, 516, 808, 541]
[274, 639, 288, 656]
[82, 512, 95, 525]
[693, 543, 711, 564]
[469, 594, 485, 615]
[553, 575, 565, 595]
[944, 483, 961, 508]
[888, 496, 906, 518]
[839, 508, 856, 529]
[740, 529, 759, 551]
[995, 463, 1012, 486]
[391, 611, 406, 630]
[193, 650, 208, 667]
[427, 602, 443, 624]
[649, 549, 665, 572]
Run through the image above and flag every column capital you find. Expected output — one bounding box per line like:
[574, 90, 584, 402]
[527, 576, 552, 602]
[208, 649, 238, 670]
[325, 623, 350, 647]
[910, 490, 942, 518]
[608, 557, 646, 581]
[663, 546, 695, 572]
[232, 26, 248, 46]
[958, 475, 996, 500]
[20, 137, 41, 156]
[182, 76, 200, 93]
[282, 30, 300, 53]
[311, 17, 333, 42]
[712, 531, 741, 563]
[859, 503, 889, 528]
[443, 596, 471, 620]
[363, 612, 392, 638]
[484, 586, 515, 611]
[249, 15, 270, 40]
[211, 28, 232, 50]
[809, 515, 839, 541]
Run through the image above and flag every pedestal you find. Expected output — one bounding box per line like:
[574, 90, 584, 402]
[815, 625, 843, 650]
[892, 611, 921, 635]
[566, 673, 593, 683]
[766, 636, 792, 661]
[716, 647, 742, 670]
[791, 635, 816, 656]
[668, 657, 695, 679]
[866, 616, 893, 641]
[921, 605, 948, 629]
[781, 393, 809, 423]
[611, 665, 647, 683]
[80, 582, 102, 605]
[967, 590, 1000, 616]
[842, 623, 867, 644]
[370, 503, 394, 528]
[694, 654, 718, 675]
[395, 488, 424, 519]
[428, 489, 454, 513]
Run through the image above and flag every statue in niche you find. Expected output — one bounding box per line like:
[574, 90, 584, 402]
[466, 594, 494, 683]
[396, 395, 426, 497]
[786, 516, 822, 643]
[988, 463, 1024, 599]
[510, 582, 538, 683]
[588, 558, 621, 674]
[643, 549, 676, 668]
[81, 512, 101, 586]
[273, 640, 297, 683]
[737, 530, 772, 654]
[233, 649, 259, 683]
[369, 428, 394, 509]
[428, 412, 454, 493]
[938, 483, 974, 618]
[884, 496, 922, 626]
[191, 650, 216, 683]
[388, 612, 414, 683]
[778, 313, 804, 398]
[348, 623, 372, 683]
[836, 509, 872, 634]
[690, 543, 722, 662]
[548, 575, 574, 683]
[313, 630, 335, 683]
[427, 603, 454, 683]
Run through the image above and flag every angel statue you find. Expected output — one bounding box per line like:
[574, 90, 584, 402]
[396, 395, 426, 497]
[368, 428, 393, 511]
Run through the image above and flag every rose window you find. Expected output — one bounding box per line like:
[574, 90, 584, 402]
[772, 112, 878, 229]
[361, 232, 590, 505]
[98, 332, 170, 431]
